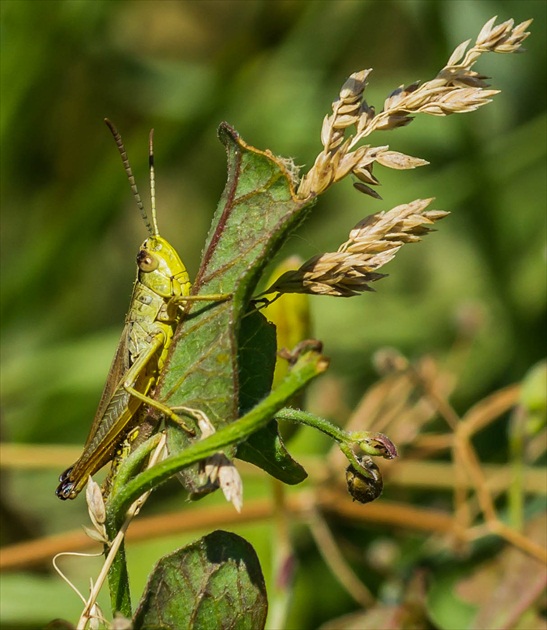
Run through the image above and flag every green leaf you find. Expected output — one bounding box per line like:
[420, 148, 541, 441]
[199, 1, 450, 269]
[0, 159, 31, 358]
[133, 531, 268, 630]
[236, 420, 307, 484]
[156, 123, 315, 493]
[237, 307, 277, 417]
[236, 306, 307, 484]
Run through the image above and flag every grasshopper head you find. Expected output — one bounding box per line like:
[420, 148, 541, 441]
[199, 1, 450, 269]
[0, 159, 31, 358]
[137, 235, 191, 298]
[103, 122, 191, 300]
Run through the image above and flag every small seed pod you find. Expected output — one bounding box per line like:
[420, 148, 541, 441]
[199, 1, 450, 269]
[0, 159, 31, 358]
[346, 457, 383, 504]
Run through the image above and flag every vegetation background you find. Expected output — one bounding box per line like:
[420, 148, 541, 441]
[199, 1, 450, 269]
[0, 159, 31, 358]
[1, 1, 545, 628]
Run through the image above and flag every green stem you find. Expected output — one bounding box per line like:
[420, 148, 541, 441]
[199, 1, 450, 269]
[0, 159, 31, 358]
[274, 408, 397, 472]
[274, 408, 348, 442]
[110, 432, 164, 499]
[105, 434, 163, 617]
[106, 538, 131, 618]
[107, 349, 327, 528]
[274, 408, 364, 470]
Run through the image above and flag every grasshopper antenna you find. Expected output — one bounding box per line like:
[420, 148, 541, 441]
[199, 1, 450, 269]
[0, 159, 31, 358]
[104, 118, 159, 237]
[148, 129, 159, 236]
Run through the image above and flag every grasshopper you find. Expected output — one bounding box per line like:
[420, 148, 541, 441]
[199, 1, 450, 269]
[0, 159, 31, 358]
[56, 120, 227, 500]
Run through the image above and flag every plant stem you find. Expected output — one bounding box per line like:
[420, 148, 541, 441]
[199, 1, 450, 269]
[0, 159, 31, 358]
[104, 435, 167, 619]
[107, 349, 327, 529]
[274, 408, 348, 442]
[274, 408, 397, 472]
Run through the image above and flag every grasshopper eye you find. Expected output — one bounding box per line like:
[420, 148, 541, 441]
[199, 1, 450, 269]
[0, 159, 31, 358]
[137, 250, 159, 272]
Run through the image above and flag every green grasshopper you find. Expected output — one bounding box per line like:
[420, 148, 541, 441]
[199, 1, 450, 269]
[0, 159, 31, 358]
[56, 120, 226, 500]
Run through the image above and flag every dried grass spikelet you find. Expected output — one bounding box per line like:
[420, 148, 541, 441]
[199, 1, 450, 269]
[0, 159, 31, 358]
[264, 199, 448, 297]
[297, 16, 532, 199]
[83, 476, 109, 544]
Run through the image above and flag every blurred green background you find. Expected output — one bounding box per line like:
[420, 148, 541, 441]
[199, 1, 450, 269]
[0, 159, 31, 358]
[1, 1, 545, 628]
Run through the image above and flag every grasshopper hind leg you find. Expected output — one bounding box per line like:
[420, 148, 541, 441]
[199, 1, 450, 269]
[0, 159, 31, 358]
[170, 405, 216, 437]
[123, 386, 197, 436]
